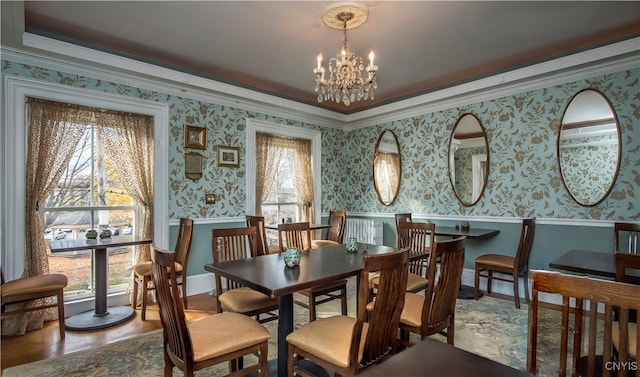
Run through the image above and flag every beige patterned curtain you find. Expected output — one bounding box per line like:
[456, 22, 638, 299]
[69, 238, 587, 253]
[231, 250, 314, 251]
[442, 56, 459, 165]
[255, 134, 314, 222]
[96, 111, 153, 305]
[3, 98, 90, 336]
[290, 139, 314, 222]
[255, 132, 282, 215]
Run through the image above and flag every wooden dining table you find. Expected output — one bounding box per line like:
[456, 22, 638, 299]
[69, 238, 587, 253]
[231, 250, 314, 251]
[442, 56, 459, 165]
[204, 243, 418, 377]
[358, 337, 533, 377]
[48, 235, 152, 330]
[549, 249, 640, 283]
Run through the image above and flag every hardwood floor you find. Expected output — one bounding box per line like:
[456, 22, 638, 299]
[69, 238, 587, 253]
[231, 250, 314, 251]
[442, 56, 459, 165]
[1, 293, 216, 372]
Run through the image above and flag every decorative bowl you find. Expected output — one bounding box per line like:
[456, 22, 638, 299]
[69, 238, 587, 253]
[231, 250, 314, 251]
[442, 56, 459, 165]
[85, 229, 98, 239]
[99, 229, 112, 239]
[346, 237, 358, 252]
[284, 247, 301, 267]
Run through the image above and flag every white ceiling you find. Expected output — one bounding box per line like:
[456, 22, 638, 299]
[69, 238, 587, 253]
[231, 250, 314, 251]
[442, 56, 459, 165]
[2, 1, 639, 115]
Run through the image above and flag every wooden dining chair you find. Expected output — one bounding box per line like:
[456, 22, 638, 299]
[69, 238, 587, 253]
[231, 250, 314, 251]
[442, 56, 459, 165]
[474, 217, 536, 308]
[371, 221, 434, 294]
[212, 226, 279, 324]
[615, 222, 640, 254]
[1, 268, 68, 340]
[278, 222, 348, 322]
[397, 236, 465, 347]
[395, 213, 412, 248]
[246, 215, 279, 255]
[133, 217, 193, 320]
[287, 249, 409, 377]
[527, 269, 640, 377]
[151, 245, 270, 377]
[310, 210, 347, 249]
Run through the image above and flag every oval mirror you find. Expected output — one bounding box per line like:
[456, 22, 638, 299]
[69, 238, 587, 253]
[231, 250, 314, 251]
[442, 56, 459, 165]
[373, 130, 401, 206]
[448, 113, 489, 206]
[558, 89, 620, 206]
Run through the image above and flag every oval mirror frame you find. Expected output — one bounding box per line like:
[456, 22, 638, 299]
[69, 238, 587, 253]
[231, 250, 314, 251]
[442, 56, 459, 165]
[448, 113, 489, 206]
[373, 130, 402, 206]
[558, 89, 621, 207]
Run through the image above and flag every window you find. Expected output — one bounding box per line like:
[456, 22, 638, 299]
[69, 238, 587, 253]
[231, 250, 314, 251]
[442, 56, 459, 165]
[245, 119, 322, 246]
[31, 99, 151, 302]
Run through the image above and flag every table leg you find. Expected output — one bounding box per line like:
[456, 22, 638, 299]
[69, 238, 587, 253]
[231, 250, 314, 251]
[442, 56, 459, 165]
[277, 294, 294, 377]
[65, 246, 135, 331]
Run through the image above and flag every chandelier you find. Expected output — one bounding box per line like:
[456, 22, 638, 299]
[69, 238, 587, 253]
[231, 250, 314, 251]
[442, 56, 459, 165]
[313, 3, 378, 106]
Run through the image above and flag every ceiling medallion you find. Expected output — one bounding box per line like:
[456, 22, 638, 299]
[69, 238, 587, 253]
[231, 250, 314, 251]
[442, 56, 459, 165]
[313, 3, 378, 106]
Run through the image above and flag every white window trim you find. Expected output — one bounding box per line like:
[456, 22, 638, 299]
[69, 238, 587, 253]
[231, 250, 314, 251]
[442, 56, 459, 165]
[2, 76, 170, 282]
[245, 118, 321, 225]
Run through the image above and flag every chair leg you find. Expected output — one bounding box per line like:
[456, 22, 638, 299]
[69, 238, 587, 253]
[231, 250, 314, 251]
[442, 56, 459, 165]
[447, 313, 455, 345]
[141, 276, 149, 320]
[259, 341, 269, 377]
[487, 271, 493, 295]
[474, 266, 480, 300]
[132, 275, 139, 310]
[57, 290, 65, 340]
[513, 273, 520, 309]
[340, 286, 347, 316]
[523, 272, 530, 304]
[309, 293, 317, 322]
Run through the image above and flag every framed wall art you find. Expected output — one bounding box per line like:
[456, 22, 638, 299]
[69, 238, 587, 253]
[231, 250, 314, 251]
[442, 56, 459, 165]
[217, 145, 240, 167]
[184, 125, 207, 149]
[185, 152, 203, 181]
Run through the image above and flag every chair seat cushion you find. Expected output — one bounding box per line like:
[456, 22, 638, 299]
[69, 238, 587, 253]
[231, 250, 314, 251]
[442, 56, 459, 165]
[474, 254, 515, 269]
[370, 273, 427, 292]
[612, 321, 637, 356]
[188, 312, 270, 362]
[133, 260, 183, 277]
[286, 316, 368, 368]
[310, 240, 339, 249]
[2, 274, 67, 298]
[399, 292, 425, 327]
[219, 287, 278, 313]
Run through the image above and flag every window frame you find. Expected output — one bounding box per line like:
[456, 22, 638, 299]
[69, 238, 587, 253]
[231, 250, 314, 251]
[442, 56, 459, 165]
[245, 118, 321, 225]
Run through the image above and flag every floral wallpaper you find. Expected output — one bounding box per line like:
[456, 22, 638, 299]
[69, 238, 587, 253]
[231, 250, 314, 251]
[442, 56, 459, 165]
[2, 59, 638, 221]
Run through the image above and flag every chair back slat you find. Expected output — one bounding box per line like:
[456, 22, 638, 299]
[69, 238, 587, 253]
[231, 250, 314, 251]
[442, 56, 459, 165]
[174, 218, 194, 266]
[355, 250, 408, 367]
[277, 222, 311, 252]
[151, 245, 192, 369]
[615, 222, 640, 254]
[528, 269, 640, 376]
[326, 211, 346, 243]
[394, 213, 412, 248]
[515, 218, 536, 271]
[246, 215, 270, 256]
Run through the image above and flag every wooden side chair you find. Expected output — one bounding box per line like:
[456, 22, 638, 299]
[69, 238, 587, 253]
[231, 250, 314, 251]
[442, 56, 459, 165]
[133, 217, 193, 320]
[1, 268, 68, 340]
[246, 215, 279, 255]
[397, 236, 465, 347]
[311, 210, 347, 249]
[395, 213, 412, 248]
[527, 270, 640, 377]
[371, 221, 434, 294]
[614, 252, 640, 358]
[474, 217, 536, 309]
[615, 222, 640, 254]
[151, 245, 270, 377]
[287, 249, 409, 377]
[212, 226, 279, 324]
[278, 222, 348, 322]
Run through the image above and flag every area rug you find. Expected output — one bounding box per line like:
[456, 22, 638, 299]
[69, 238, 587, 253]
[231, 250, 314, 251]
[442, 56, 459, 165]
[3, 283, 562, 377]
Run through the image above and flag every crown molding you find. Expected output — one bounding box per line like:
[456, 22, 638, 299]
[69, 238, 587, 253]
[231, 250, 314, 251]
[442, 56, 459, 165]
[2, 34, 638, 133]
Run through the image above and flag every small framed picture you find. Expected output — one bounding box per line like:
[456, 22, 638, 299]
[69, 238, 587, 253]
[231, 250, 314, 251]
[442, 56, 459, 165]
[217, 145, 240, 167]
[184, 125, 207, 149]
[184, 152, 203, 181]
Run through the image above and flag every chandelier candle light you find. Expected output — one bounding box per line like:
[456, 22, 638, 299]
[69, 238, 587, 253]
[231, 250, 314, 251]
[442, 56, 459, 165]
[313, 3, 378, 106]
